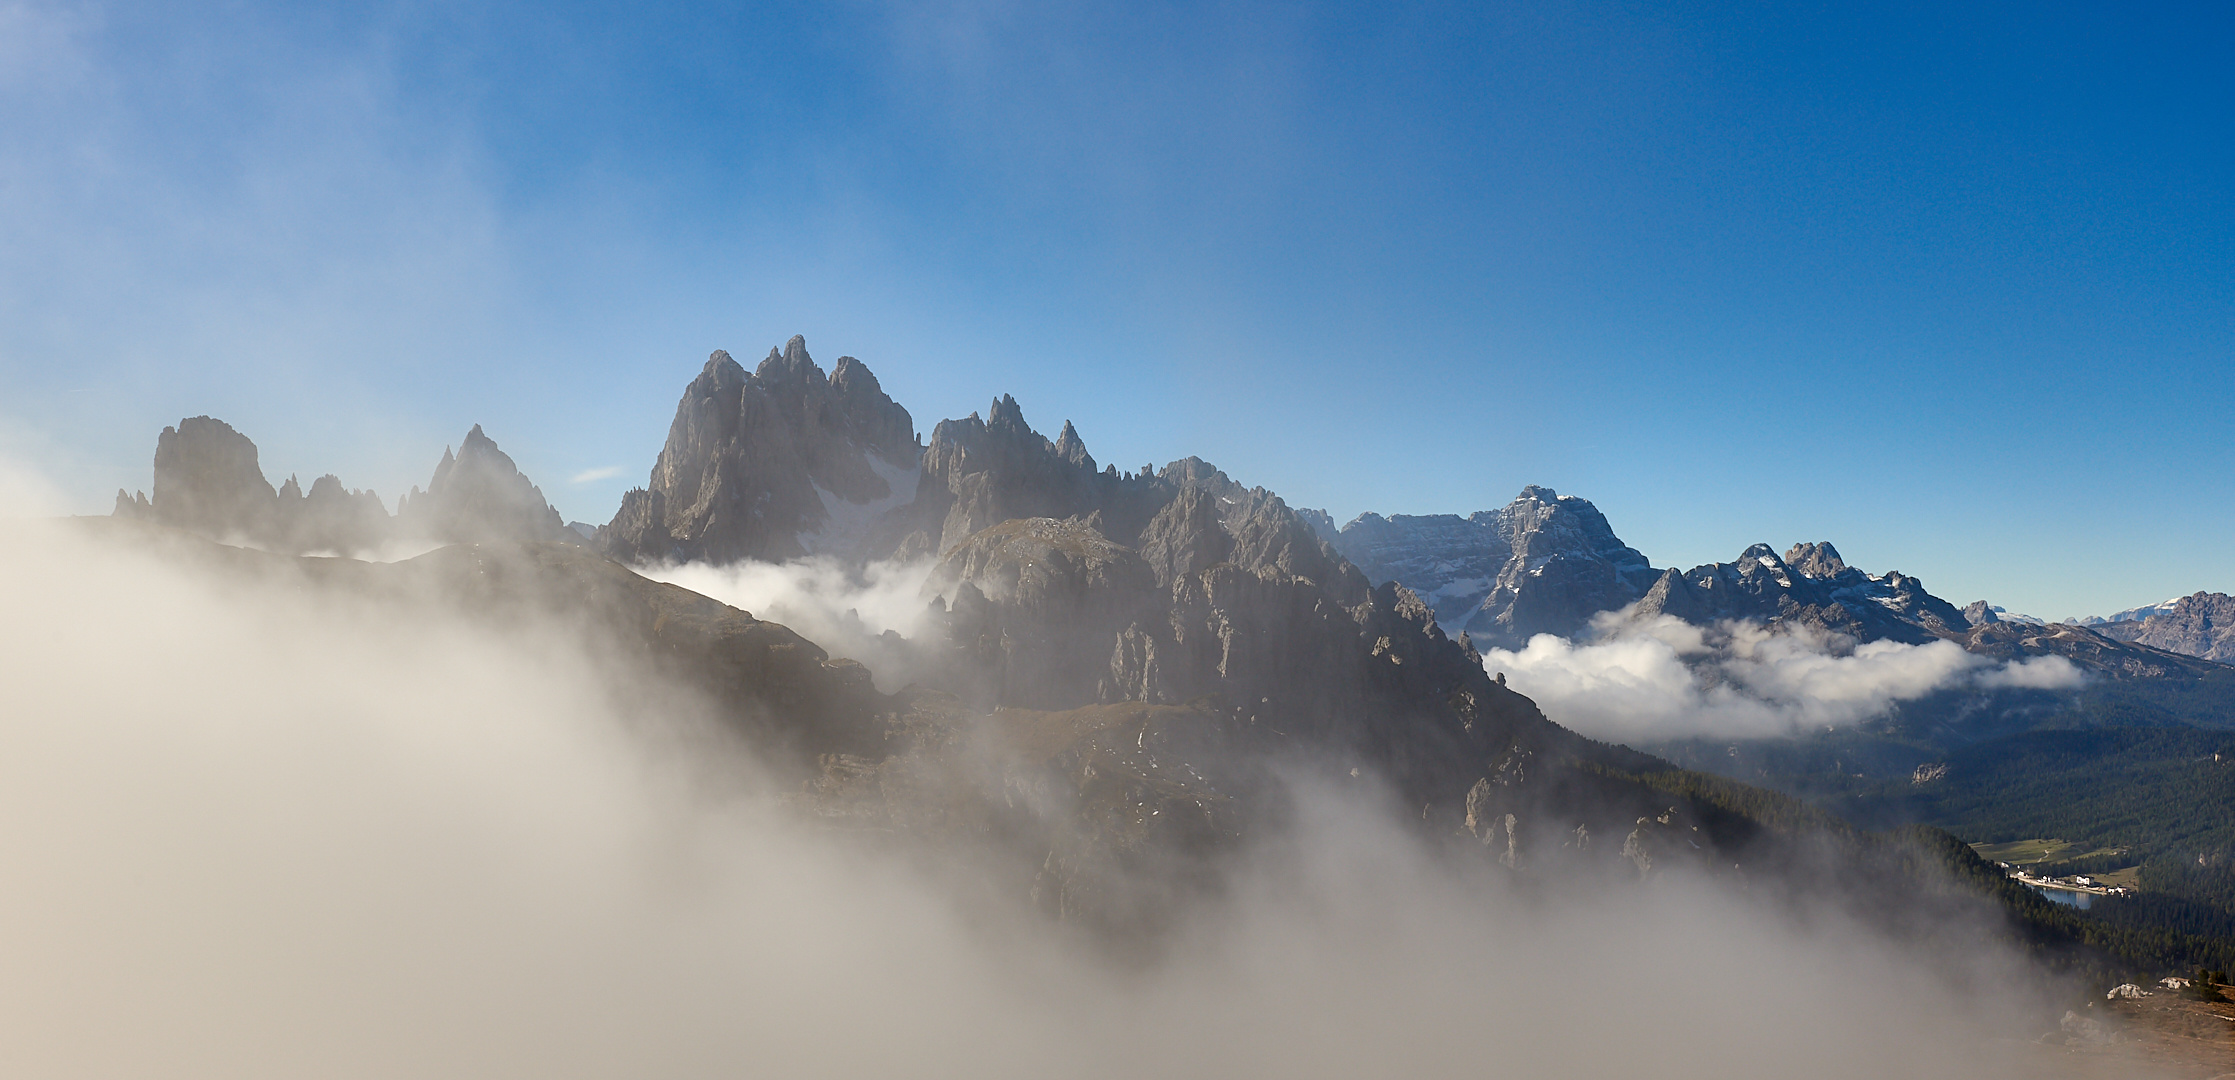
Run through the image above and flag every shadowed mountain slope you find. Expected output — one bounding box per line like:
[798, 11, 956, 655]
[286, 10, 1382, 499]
[602, 337, 922, 565]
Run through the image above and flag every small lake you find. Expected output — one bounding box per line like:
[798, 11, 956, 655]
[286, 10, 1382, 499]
[2029, 884, 2095, 910]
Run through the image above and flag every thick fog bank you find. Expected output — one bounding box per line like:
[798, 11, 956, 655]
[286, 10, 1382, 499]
[1482, 613, 2086, 743]
[0, 524, 2116, 1079]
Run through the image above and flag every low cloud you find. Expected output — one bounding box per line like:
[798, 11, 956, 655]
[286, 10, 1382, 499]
[0, 522, 2072, 1079]
[0, 440, 2092, 1077]
[1481, 614, 2086, 744]
[1979, 654, 2088, 691]
[568, 465, 625, 484]
[638, 556, 942, 693]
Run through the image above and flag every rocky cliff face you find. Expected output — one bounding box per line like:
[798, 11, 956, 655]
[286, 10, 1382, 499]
[889, 401, 1591, 827]
[602, 337, 923, 565]
[2093, 592, 2235, 663]
[116, 417, 570, 552]
[1330, 487, 1657, 647]
[147, 416, 280, 538]
[878, 395, 1178, 561]
[1633, 541, 1971, 645]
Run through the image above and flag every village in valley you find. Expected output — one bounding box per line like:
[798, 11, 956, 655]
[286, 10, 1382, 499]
[1970, 839, 2141, 899]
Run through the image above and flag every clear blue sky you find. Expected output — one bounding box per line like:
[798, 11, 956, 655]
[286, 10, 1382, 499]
[2, 1, 2229, 618]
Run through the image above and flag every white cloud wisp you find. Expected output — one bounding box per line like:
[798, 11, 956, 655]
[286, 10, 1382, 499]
[1481, 614, 2086, 744]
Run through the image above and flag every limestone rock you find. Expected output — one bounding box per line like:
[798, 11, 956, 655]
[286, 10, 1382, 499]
[2112, 592, 2235, 663]
[1332, 486, 1658, 648]
[150, 416, 279, 539]
[1137, 486, 1232, 589]
[1631, 542, 1967, 645]
[923, 516, 1161, 709]
[603, 337, 922, 565]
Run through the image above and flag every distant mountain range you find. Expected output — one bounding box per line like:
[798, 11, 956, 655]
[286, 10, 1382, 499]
[111, 337, 2232, 687]
[1324, 501, 2222, 677]
[91, 332, 2235, 974]
[2089, 593, 2235, 664]
[105, 338, 1761, 923]
[112, 415, 578, 550]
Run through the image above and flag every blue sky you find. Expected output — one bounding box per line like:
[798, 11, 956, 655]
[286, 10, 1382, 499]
[1, 0, 2229, 618]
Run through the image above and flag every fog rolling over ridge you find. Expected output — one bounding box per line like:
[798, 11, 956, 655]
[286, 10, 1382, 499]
[642, 554, 943, 695]
[0, 509, 2082, 1079]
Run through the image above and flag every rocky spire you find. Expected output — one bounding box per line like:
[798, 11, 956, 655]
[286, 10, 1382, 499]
[1784, 541, 1848, 579]
[150, 416, 279, 538]
[399, 424, 568, 544]
[602, 337, 923, 565]
[1053, 420, 1094, 469]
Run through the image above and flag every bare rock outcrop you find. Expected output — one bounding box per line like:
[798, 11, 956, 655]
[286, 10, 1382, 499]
[1631, 542, 1969, 645]
[903, 402, 1556, 817]
[1331, 487, 1658, 648]
[602, 337, 922, 565]
[150, 416, 280, 539]
[2104, 592, 2235, 664]
[923, 516, 1162, 709]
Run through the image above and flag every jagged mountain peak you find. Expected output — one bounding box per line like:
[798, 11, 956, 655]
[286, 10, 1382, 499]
[1634, 541, 1971, 645]
[603, 338, 921, 565]
[1053, 419, 1093, 468]
[756, 334, 825, 386]
[1784, 541, 1848, 578]
[2091, 591, 2235, 663]
[120, 416, 566, 552]
[403, 425, 570, 544]
[828, 354, 879, 394]
[1331, 485, 1657, 646]
[151, 415, 278, 538]
[988, 392, 1028, 432]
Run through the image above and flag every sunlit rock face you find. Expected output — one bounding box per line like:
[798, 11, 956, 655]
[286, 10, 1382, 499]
[2091, 592, 2235, 664]
[602, 336, 923, 565]
[1331, 486, 1658, 648]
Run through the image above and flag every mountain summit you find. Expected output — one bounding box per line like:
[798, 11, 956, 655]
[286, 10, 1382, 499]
[601, 337, 921, 564]
[114, 418, 569, 552]
[1328, 487, 1658, 647]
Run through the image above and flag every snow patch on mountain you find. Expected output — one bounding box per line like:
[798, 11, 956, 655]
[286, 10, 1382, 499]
[797, 457, 922, 557]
